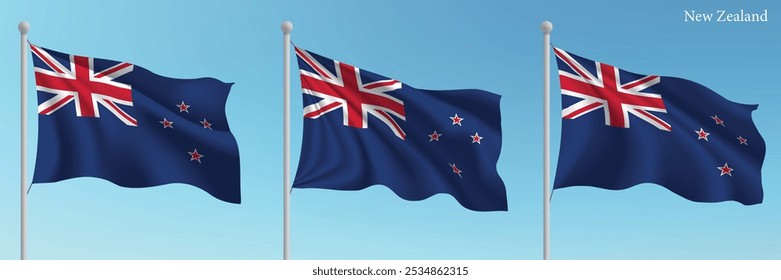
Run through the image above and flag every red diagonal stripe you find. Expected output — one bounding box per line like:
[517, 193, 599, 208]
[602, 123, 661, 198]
[622, 75, 658, 90]
[94, 62, 132, 78]
[364, 80, 398, 90]
[303, 101, 341, 119]
[296, 47, 331, 78]
[375, 109, 405, 140]
[39, 95, 74, 115]
[103, 99, 138, 126]
[31, 45, 65, 74]
[563, 101, 601, 119]
[554, 48, 592, 81]
[634, 108, 671, 131]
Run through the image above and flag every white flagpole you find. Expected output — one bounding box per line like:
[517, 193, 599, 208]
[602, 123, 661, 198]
[281, 20, 293, 260]
[541, 20, 553, 260]
[19, 21, 30, 261]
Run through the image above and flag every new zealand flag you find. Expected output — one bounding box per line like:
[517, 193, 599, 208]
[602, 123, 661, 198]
[553, 47, 765, 204]
[292, 46, 507, 211]
[30, 43, 241, 203]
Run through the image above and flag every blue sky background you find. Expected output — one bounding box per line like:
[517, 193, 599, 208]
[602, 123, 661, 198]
[0, 0, 779, 259]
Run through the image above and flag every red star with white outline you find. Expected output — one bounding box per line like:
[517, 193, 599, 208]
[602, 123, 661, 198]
[449, 163, 462, 178]
[470, 132, 483, 144]
[159, 118, 174, 129]
[695, 128, 710, 141]
[450, 114, 464, 126]
[189, 149, 204, 163]
[177, 101, 190, 113]
[737, 136, 748, 145]
[200, 118, 212, 130]
[711, 115, 725, 126]
[428, 130, 441, 142]
[717, 162, 733, 177]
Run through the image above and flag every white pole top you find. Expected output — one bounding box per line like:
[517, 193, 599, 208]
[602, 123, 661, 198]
[541, 21, 553, 34]
[18, 21, 30, 34]
[281, 21, 293, 34]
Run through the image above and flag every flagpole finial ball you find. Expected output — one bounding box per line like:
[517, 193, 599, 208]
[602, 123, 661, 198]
[18, 21, 30, 34]
[281, 21, 293, 34]
[541, 21, 553, 34]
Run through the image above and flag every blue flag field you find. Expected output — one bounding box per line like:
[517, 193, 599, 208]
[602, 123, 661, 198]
[553, 47, 765, 204]
[30, 44, 241, 203]
[292, 46, 507, 211]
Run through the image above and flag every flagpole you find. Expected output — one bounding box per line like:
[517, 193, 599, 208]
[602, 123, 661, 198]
[19, 21, 30, 261]
[281, 20, 293, 260]
[541, 20, 553, 260]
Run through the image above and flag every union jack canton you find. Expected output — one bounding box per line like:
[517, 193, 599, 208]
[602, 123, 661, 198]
[32, 44, 137, 126]
[554, 46, 670, 131]
[296, 46, 406, 139]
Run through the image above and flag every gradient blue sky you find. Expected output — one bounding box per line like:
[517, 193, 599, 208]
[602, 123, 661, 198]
[1, 0, 779, 259]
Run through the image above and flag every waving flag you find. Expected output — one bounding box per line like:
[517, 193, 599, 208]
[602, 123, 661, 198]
[553, 47, 765, 204]
[292, 46, 507, 211]
[30, 44, 241, 203]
